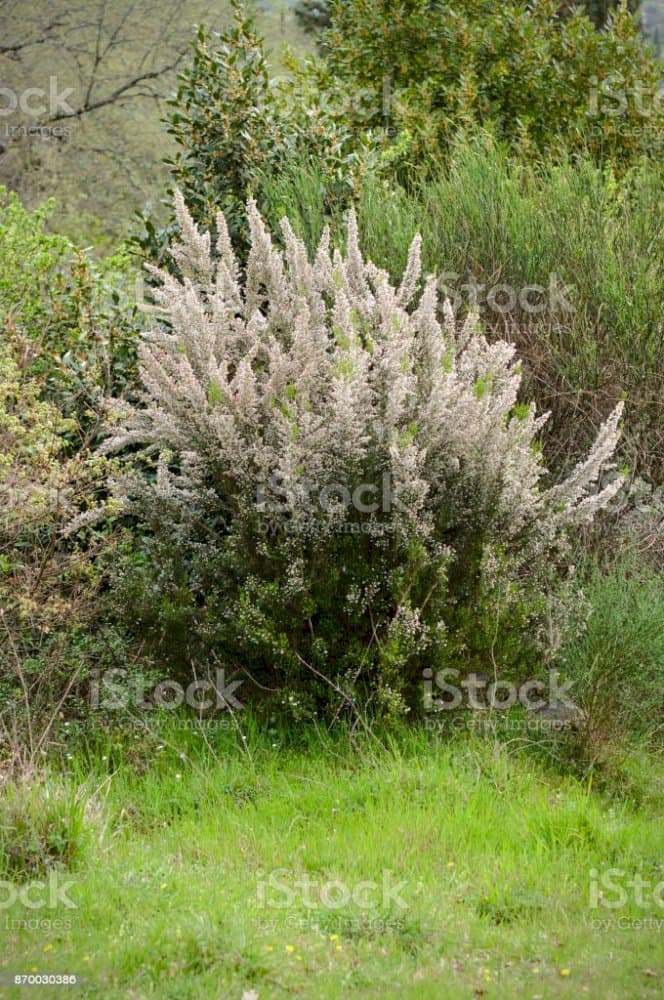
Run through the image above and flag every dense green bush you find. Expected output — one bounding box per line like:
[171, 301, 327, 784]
[560, 555, 664, 745]
[0, 188, 140, 442]
[321, 0, 663, 171]
[0, 191, 141, 765]
[361, 140, 664, 481]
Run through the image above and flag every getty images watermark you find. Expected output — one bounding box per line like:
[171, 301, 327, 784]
[588, 868, 664, 932]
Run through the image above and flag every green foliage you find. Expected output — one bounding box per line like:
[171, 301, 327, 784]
[257, 153, 344, 253]
[0, 187, 141, 440]
[137, 2, 374, 268]
[0, 318, 115, 672]
[0, 190, 142, 764]
[137, 1, 662, 279]
[162, 8, 288, 257]
[560, 555, 664, 744]
[322, 0, 664, 171]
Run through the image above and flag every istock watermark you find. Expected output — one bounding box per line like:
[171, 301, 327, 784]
[268, 73, 406, 136]
[0, 873, 77, 911]
[588, 73, 664, 119]
[422, 668, 577, 713]
[256, 471, 406, 518]
[0, 873, 77, 933]
[256, 869, 409, 913]
[437, 272, 575, 317]
[0, 78, 76, 119]
[90, 667, 244, 712]
[589, 868, 664, 910]
[588, 867, 664, 932]
[255, 470, 402, 536]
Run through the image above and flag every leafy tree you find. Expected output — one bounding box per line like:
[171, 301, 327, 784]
[321, 0, 663, 170]
[136, 1, 374, 268]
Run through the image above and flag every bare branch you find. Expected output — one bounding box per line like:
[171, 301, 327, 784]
[43, 54, 187, 123]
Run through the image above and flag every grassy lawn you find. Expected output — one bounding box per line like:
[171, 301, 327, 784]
[1, 723, 662, 998]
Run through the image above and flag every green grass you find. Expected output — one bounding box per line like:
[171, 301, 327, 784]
[2, 724, 663, 998]
[560, 554, 664, 746]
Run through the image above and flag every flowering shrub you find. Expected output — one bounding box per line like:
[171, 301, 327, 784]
[105, 194, 624, 722]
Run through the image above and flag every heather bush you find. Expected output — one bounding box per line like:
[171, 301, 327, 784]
[102, 195, 625, 723]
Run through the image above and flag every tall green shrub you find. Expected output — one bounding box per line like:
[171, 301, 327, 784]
[138, 1, 375, 268]
[0, 191, 137, 762]
[0, 188, 140, 440]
